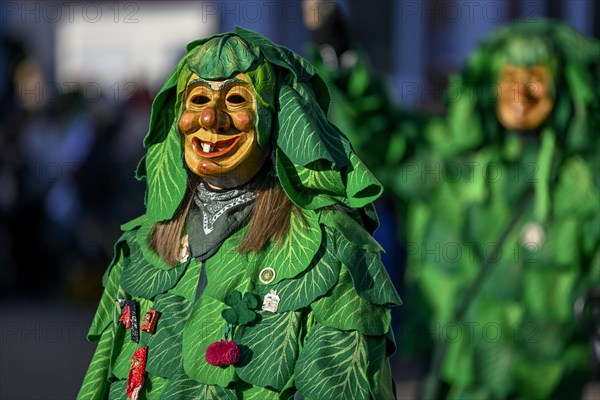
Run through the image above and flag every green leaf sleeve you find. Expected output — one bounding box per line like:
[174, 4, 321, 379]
[77, 327, 114, 400]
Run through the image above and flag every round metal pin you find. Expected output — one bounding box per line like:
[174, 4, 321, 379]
[259, 267, 276, 284]
[521, 222, 545, 248]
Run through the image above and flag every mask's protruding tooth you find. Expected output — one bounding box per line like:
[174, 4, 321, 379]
[202, 142, 211, 153]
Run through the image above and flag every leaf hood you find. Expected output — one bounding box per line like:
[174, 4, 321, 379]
[426, 19, 600, 157]
[135, 27, 382, 230]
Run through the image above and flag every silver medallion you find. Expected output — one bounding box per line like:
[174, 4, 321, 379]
[521, 222, 545, 248]
[262, 290, 280, 313]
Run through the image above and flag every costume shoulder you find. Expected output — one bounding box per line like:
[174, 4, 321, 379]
[254, 208, 401, 316]
[249, 208, 400, 400]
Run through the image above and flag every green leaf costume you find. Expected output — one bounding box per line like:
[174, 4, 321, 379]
[400, 20, 600, 399]
[306, 44, 431, 195]
[77, 27, 401, 400]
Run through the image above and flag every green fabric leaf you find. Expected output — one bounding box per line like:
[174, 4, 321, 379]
[513, 358, 564, 399]
[370, 352, 396, 400]
[120, 241, 188, 300]
[311, 267, 391, 336]
[321, 211, 402, 305]
[234, 27, 327, 110]
[512, 317, 567, 360]
[133, 221, 186, 273]
[187, 35, 260, 80]
[443, 335, 475, 388]
[142, 293, 192, 378]
[295, 324, 372, 400]
[203, 227, 251, 302]
[276, 149, 382, 212]
[347, 56, 370, 98]
[182, 296, 236, 387]
[256, 228, 341, 312]
[168, 258, 201, 303]
[142, 56, 182, 147]
[236, 383, 281, 400]
[76, 327, 113, 399]
[155, 375, 200, 400]
[345, 152, 384, 208]
[120, 214, 148, 231]
[255, 210, 322, 283]
[523, 267, 577, 322]
[145, 376, 169, 400]
[319, 209, 381, 252]
[236, 311, 301, 391]
[107, 380, 128, 400]
[144, 126, 187, 222]
[196, 384, 238, 400]
[335, 237, 401, 307]
[474, 341, 515, 399]
[159, 375, 237, 400]
[554, 156, 600, 217]
[275, 78, 350, 168]
[88, 249, 126, 341]
[276, 151, 346, 209]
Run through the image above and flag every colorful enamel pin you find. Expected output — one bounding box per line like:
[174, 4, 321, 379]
[262, 290, 280, 313]
[141, 310, 159, 334]
[116, 299, 140, 343]
[127, 347, 147, 400]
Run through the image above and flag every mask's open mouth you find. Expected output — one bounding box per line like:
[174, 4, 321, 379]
[192, 136, 241, 158]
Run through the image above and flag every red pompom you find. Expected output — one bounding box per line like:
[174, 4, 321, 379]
[205, 340, 240, 366]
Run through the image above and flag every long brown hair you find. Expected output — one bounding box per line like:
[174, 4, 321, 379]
[149, 170, 294, 266]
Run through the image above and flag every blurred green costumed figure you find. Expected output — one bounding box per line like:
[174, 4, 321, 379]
[402, 20, 600, 399]
[77, 27, 401, 400]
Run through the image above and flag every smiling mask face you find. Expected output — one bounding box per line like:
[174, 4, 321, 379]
[178, 72, 269, 189]
[493, 35, 556, 132]
[496, 63, 553, 131]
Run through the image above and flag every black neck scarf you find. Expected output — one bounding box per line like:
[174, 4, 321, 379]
[186, 179, 257, 262]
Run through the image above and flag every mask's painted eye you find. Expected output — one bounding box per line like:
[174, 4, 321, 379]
[227, 94, 246, 104]
[191, 95, 210, 105]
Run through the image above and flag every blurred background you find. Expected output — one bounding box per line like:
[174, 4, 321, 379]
[0, 1, 597, 399]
